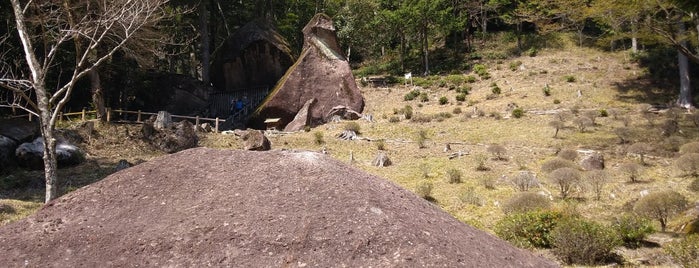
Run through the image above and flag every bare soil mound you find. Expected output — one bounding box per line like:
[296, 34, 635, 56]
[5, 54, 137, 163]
[0, 148, 557, 267]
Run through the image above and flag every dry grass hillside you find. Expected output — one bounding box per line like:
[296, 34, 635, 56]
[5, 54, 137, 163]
[2, 46, 698, 266]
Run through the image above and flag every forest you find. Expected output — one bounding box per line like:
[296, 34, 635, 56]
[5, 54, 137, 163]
[2, 0, 699, 109]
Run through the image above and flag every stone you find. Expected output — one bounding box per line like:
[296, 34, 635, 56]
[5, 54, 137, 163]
[154, 111, 173, 130]
[371, 152, 392, 167]
[325, 105, 363, 121]
[200, 123, 212, 132]
[15, 137, 85, 170]
[114, 159, 133, 172]
[141, 120, 199, 154]
[337, 130, 358, 140]
[249, 14, 364, 130]
[580, 152, 605, 170]
[284, 98, 316, 132]
[237, 130, 271, 151]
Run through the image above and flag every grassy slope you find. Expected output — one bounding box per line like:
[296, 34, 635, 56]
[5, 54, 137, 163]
[2, 45, 697, 266]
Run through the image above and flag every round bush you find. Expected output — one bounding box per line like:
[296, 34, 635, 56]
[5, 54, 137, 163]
[439, 96, 448, 105]
[511, 108, 525, 118]
[551, 219, 621, 265]
[502, 192, 551, 214]
[494, 210, 564, 248]
[611, 214, 655, 248]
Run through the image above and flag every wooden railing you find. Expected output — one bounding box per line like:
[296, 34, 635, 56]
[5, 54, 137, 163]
[14, 108, 227, 132]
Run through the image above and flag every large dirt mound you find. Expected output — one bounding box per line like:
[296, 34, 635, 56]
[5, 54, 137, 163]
[0, 148, 557, 267]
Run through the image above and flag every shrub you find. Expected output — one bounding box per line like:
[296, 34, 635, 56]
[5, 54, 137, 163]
[403, 105, 413, 119]
[446, 168, 462, 183]
[549, 120, 564, 138]
[404, 89, 420, 101]
[419, 92, 429, 102]
[541, 158, 577, 173]
[665, 234, 699, 268]
[475, 153, 490, 171]
[495, 210, 564, 248]
[586, 170, 608, 201]
[627, 142, 653, 165]
[633, 190, 688, 231]
[511, 108, 525, 118]
[572, 116, 593, 132]
[313, 131, 324, 145]
[487, 144, 507, 160]
[661, 119, 679, 136]
[460, 187, 483, 206]
[455, 93, 467, 102]
[509, 61, 522, 71]
[619, 162, 642, 183]
[415, 180, 433, 200]
[551, 219, 621, 265]
[388, 116, 400, 123]
[482, 176, 497, 189]
[511, 171, 540, 191]
[599, 109, 608, 117]
[553, 99, 561, 104]
[526, 47, 538, 57]
[473, 64, 488, 76]
[344, 121, 361, 134]
[557, 148, 578, 161]
[502, 192, 551, 214]
[376, 139, 386, 150]
[542, 84, 552, 96]
[611, 214, 655, 248]
[411, 113, 432, 123]
[416, 129, 428, 149]
[438, 96, 448, 105]
[677, 153, 699, 177]
[564, 75, 577, 82]
[465, 75, 476, 83]
[549, 167, 581, 199]
[490, 83, 501, 95]
[452, 107, 462, 114]
[614, 127, 633, 144]
[690, 177, 699, 192]
[680, 141, 699, 155]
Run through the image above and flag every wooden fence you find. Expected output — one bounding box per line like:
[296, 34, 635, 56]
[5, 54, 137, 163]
[18, 108, 227, 132]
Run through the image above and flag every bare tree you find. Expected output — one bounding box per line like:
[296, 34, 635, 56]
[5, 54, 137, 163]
[1, 0, 170, 203]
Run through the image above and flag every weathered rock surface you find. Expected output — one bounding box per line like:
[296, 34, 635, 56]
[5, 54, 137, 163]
[211, 19, 294, 92]
[581, 152, 605, 170]
[0, 118, 39, 172]
[250, 13, 364, 129]
[15, 137, 84, 170]
[283, 98, 316, 132]
[235, 129, 271, 151]
[141, 120, 198, 154]
[0, 148, 558, 267]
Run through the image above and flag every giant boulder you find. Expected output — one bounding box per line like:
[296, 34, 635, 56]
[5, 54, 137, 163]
[249, 13, 365, 129]
[15, 137, 84, 170]
[141, 119, 198, 154]
[0, 148, 558, 267]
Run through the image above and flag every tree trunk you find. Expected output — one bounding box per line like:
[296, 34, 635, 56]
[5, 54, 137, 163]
[199, 1, 211, 85]
[89, 69, 106, 120]
[422, 23, 429, 75]
[631, 20, 638, 53]
[677, 21, 693, 108]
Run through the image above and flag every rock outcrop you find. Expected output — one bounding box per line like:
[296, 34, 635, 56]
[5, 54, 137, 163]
[249, 13, 365, 129]
[283, 98, 316, 132]
[141, 113, 198, 153]
[0, 148, 558, 267]
[211, 19, 294, 92]
[234, 129, 271, 151]
[0, 118, 39, 172]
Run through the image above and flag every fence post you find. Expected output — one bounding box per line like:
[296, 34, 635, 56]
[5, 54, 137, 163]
[106, 108, 111, 122]
[215, 117, 220, 132]
[137, 110, 142, 122]
[81, 108, 86, 121]
[195, 116, 200, 126]
[28, 113, 32, 122]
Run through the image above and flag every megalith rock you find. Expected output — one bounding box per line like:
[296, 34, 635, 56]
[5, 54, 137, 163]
[249, 13, 365, 129]
[211, 19, 294, 92]
[15, 137, 85, 170]
[284, 98, 316, 132]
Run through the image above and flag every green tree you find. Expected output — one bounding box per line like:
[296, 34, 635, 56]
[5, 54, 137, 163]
[633, 190, 688, 231]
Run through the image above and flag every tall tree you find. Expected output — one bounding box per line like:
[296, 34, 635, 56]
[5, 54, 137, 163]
[1, 0, 170, 203]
